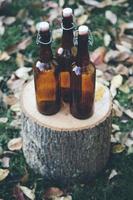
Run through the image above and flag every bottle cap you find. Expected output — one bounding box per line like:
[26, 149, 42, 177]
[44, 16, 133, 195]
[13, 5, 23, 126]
[36, 22, 49, 32]
[63, 8, 72, 17]
[78, 25, 89, 35]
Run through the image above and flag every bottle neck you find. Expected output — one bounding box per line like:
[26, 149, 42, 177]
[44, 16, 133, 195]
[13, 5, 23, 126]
[62, 15, 74, 49]
[77, 34, 90, 66]
[38, 30, 53, 62]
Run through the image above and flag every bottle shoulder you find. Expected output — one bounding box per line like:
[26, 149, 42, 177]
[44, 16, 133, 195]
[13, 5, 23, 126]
[72, 61, 95, 75]
[34, 59, 58, 72]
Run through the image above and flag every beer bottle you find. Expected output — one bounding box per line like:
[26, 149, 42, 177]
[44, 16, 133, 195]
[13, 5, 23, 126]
[56, 8, 74, 102]
[70, 25, 96, 119]
[34, 22, 60, 115]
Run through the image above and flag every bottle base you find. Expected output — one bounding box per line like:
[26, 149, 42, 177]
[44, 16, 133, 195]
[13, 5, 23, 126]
[70, 106, 94, 120]
[37, 101, 60, 115]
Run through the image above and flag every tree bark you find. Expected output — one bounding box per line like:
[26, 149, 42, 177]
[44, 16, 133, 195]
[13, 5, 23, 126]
[21, 80, 112, 183]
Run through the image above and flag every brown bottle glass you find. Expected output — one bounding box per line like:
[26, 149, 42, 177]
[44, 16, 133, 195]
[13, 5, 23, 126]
[33, 23, 60, 115]
[70, 26, 96, 119]
[56, 8, 74, 102]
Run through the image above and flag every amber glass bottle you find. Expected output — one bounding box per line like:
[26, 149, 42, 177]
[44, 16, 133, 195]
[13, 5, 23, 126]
[56, 8, 74, 102]
[34, 22, 60, 115]
[70, 25, 96, 119]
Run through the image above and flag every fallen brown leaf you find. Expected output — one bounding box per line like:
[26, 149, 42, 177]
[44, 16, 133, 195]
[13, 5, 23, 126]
[104, 50, 120, 63]
[3, 16, 16, 25]
[112, 144, 125, 154]
[0, 21, 5, 36]
[111, 75, 123, 88]
[1, 157, 10, 168]
[115, 52, 130, 62]
[15, 67, 32, 80]
[0, 51, 10, 61]
[16, 53, 25, 68]
[104, 33, 111, 47]
[115, 64, 129, 76]
[19, 185, 35, 200]
[119, 83, 130, 94]
[108, 169, 118, 180]
[3, 94, 18, 106]
[7, 137, 23, 151]
[0, 117, 8, 123]
[105, 10, 117, 25]
[7, 37, 32, 55]
[44, 187, 64, 199]
[119, 22, 133, 36]
[91, 47, 106, 65]
[13, 186, 26, 200]
[77, 14, 88, 26]
[82, 0, 127, 8]
[123, 109, 133, 119]
[0, 169, 9, 181]
[116, 44, 131, 53]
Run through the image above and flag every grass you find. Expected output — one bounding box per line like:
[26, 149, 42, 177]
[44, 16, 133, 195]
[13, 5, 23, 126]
[0, 0, 133, 199]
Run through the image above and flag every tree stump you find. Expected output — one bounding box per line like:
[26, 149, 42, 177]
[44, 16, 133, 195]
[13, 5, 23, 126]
[21, 80, 112, 183]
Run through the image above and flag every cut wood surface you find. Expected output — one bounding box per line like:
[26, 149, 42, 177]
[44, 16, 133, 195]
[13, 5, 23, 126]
[21, 80, 112, 182]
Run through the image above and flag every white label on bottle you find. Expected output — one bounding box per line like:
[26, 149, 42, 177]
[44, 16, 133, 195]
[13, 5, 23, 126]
[72, 66, 81, 76]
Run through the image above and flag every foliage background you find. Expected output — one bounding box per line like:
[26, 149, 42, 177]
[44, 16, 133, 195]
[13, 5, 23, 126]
[0, 0, 133, 199]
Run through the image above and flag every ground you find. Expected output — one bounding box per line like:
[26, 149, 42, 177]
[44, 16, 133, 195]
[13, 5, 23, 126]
[0, 0, 133, 199]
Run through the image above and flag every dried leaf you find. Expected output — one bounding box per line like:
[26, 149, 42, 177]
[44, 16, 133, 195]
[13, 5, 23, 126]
[112, 124, 120, 132]
[104, 50, 120, 63]
[18, 37, 32, 50]
[108, 169, 118, 180]
[0, 51, 10, 61]
[3, 94, 18, 106]
[10, 103, 21, 113]
[112, 103, 123, 117]
[4, 16, 16, 25]
[10, 119, 21, 128]
[0, 21, 5, 36]
[19, 185, 35, 200]
[59, 0, 64, 8]
[82, 0, 127, 8]
[82, 0, 108, 8]
[52, 29, 62, 40]
[13, 186, 26, 200]
[44, 187, 64, 199]
[91, 47, 106, 65]
[15, 67, 32, 80]
[8, 137, 23, 151]
[0, 117, 8, 123]
[126, 55, 133, 64]
[115, 64, 129, 76]
[74, 5, 85, 17]
[104, 33, 111, 47]
[1, 157, 10, 168]
[16, 53, 25, 68]
[0, 169, 9, 181]
[111, 75, 123, 89]
[105, 10, 117, 25]
[120, 22, 133, 36]
[7, 77, 25, 93]
[123, 109, 133, 119]
[7, 37, 32, 55]
[127, 146, 133, 155]
[119, 83, 130, 94]
[116, 44, 131, 53]
[112, 144, 125, 154]
[54, 196, 72, 200]
[125, 138, 133, 147]
[130, 131, 133, 139]
[115, 52, 130, 62]
[77, 14, 88, 25]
